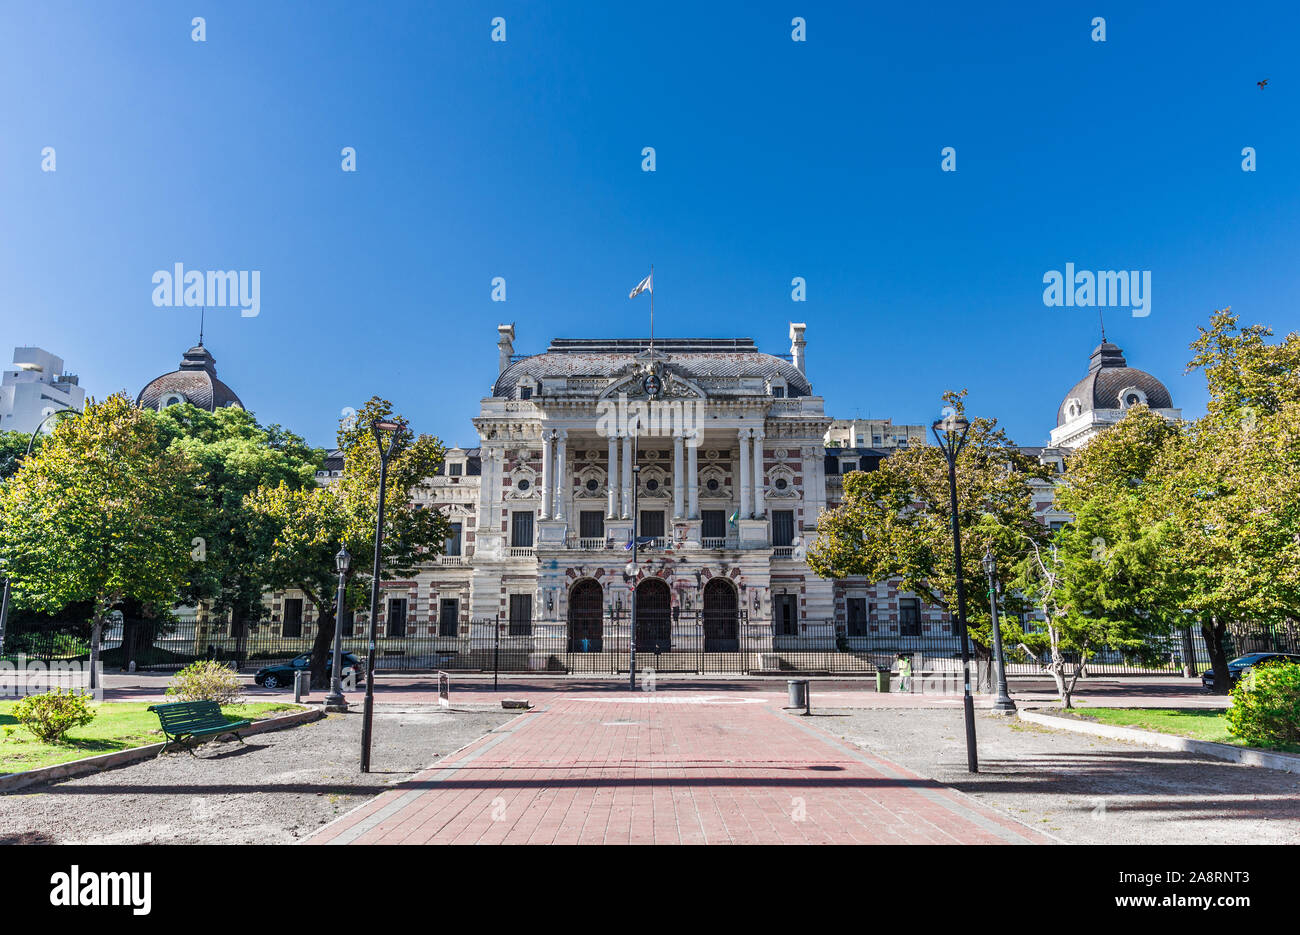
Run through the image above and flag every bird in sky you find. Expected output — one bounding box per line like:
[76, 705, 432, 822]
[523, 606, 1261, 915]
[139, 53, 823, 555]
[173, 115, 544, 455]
[1258, 79, 1268, 89]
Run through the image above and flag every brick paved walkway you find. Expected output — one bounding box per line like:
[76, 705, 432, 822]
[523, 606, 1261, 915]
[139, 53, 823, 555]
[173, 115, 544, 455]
[305, 695, 1051, 844]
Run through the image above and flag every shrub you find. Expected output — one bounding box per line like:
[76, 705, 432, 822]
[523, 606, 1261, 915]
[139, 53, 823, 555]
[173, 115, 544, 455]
[166, 660, 244, 705]
[1225, 660, 1300, 748]
[12, 688, 97, 743]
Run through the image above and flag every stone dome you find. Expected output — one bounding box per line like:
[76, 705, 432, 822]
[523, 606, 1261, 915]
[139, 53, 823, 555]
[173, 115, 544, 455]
[1056, 342, 1172, 427]
[137, 343, 243, 412]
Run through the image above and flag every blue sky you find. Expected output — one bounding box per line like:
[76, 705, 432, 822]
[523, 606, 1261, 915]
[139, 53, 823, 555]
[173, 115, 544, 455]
[3, 1, 1297, 449]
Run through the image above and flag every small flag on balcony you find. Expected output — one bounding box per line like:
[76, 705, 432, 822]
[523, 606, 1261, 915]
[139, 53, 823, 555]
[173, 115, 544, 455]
[728, 509, 739, 526]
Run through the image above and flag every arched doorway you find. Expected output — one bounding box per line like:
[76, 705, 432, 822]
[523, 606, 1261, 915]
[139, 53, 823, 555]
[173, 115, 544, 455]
[634, 578, 672, 653]
[568, 579, 603, 652]
[702, 578, 739, 651]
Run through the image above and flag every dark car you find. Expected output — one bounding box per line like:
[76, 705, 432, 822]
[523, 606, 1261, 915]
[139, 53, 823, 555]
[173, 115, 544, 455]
[1201, 652, 1300, 689]
[255, 652, 364, 689]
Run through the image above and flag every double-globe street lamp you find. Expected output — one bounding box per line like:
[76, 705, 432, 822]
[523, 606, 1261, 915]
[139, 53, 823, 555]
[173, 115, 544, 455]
[324, 545, 351, 713]
[981, 546, 1017, 715]
[360, 417, 405, 773]
[930, 411, 979, 773]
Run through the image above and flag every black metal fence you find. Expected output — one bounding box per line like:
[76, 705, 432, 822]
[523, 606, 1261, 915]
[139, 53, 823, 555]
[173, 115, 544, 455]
[3, 613, 1298, 679]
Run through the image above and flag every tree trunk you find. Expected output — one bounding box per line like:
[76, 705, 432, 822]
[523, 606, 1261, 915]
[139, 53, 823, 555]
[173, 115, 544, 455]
[1046, 621, 1071, 708]
[89, 611, 104, 693]
[308, 612, 336, 690]
[1203, 617, 1231, 695]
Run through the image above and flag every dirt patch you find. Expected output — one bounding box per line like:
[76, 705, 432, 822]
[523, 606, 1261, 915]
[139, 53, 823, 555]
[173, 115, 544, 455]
[0, 704, 514, 845]
[796, 707, 1300, 844]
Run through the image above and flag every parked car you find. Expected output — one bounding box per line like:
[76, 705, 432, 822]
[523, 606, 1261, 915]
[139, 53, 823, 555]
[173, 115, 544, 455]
[1200, 652, 1300, 689]
[254, 652, 365, 689]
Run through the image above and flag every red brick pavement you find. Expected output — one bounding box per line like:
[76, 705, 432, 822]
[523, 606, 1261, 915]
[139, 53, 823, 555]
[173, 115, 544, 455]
[306, 695, 1052, 845]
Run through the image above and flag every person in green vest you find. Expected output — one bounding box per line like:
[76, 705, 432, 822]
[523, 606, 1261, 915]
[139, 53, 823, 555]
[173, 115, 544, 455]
[897, 653, 913, 692]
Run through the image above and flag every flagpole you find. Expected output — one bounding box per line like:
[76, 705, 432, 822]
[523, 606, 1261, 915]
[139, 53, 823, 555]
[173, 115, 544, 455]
[649, 264, 654, 350]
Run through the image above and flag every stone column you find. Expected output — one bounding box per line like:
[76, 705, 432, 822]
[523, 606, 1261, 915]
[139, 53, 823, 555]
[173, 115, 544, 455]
[672, 431, 685, 520]
[476, 446, 493, 528]
[607, 432, 619, 519]
[752, 430, 765, 519]
[738, 428, 752, 520]
[539, 430, 553, 520]
[686, 431, 699, 519]
[553, 429, 568, 522]
[621, 433, 633, 519]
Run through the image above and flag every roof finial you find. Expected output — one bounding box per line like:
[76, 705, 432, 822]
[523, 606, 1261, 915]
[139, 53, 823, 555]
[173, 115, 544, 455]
[198, 306, 205, 347]
[1098, 306, 1106, 344]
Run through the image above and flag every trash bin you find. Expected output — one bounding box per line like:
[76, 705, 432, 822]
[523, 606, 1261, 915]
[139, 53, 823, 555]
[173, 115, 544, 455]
[787, 679, 809, 709]
[876, 669, 892, 693]
[294, 669, 310, 702]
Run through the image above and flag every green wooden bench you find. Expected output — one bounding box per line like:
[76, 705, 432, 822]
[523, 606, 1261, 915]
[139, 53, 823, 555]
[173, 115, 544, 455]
[147, 701, 251, 754]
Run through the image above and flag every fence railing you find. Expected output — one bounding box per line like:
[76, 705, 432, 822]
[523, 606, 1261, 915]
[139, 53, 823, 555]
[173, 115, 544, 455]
[4, 615, 1296, 678]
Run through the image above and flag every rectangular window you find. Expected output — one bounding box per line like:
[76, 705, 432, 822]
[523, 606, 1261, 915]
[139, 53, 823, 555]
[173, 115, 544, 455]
[580, 510, 604, 540]
[772, 510, 795, 547]
[824, 455, 840, 476]
[775, 594, 798, 636]
[899, 598, 921, 637]
[448, 462, 463, 476]
[701, 509, 726, 539]
[639, 510, 665, 538]
[282, 598, 303, 638]
[511, 511, 534, 548]
[847, 597, 868, 637]
[445, 522, 463, 557]
[438, 599, 459, 637]
[772, 386, 785, 398]
[519, 386, 532, 400]
[509, 594, 533, 636]
[387, 598, 408, 638]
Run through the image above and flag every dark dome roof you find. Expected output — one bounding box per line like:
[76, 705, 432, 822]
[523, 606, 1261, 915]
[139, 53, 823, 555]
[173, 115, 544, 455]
[1056, 342, 1172, 427]
[493, 338, 812, 398]
[137, 343, 243, 412]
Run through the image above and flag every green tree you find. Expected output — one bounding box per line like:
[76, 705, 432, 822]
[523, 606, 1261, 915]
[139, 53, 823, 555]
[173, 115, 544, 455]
[248, 397, 451, 688]
[0, 394, 195, 687]
[146, 404, 323, 665]
[808, 393, 1050, 687]
[1015, 406, 1184, 707]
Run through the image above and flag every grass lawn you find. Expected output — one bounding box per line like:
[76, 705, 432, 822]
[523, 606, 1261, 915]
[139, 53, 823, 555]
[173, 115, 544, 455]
[0, 701, 302, 774]
[1070, 707, 1300, 754]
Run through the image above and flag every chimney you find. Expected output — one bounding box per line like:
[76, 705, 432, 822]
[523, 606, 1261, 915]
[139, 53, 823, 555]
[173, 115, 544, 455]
[497, 323, 515, 374]
[789, 322, 807, 374]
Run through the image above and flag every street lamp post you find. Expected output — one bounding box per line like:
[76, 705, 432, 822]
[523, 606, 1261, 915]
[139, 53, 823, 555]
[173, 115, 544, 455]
[931, 411, 979, 773]
[0, 408, 79, 657]
[627, 455, 640, 691]
[981, 546, 1017, 715]
[325, 545, 351, 712]
[360, 417, 405, 773]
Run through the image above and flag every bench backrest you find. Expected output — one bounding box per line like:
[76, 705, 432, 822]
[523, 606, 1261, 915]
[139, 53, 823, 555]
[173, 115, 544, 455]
[148, 700, 226, 732]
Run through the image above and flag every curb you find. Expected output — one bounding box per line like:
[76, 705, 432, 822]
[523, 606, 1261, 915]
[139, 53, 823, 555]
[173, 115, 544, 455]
[0, 706, 324, 794]
[1017, 708, 1300, 775]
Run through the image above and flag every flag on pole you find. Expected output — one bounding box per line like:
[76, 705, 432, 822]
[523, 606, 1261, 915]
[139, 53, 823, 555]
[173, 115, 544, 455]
[728, 509, 739, 527]
[629, 271, 653, 298]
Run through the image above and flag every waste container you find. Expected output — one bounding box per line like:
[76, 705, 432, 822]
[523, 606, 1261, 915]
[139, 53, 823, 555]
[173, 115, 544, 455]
[294, 669, 310, 702]
[787, 679, 809, 709]
[876, 668, 892, 693]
